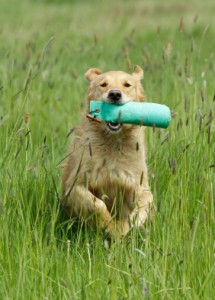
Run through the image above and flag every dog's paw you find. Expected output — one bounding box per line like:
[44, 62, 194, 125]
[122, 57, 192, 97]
[105, 220, 130, 242]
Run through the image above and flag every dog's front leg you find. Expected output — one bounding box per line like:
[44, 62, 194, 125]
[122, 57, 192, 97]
[63, 185, 120, 240]
[130, 187, 153, 228]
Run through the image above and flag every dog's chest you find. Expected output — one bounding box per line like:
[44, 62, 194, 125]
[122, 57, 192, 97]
[83, 129, 145, 194]
[87, 148, 141, 193]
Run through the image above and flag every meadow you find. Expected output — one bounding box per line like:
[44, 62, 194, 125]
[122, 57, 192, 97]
[0, 0, 214, 299]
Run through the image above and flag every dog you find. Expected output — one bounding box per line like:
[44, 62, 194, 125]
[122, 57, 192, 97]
[61, 65, 153, 240]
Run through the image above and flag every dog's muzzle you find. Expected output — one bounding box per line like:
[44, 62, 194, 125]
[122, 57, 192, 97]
[105, 90, 123, 131]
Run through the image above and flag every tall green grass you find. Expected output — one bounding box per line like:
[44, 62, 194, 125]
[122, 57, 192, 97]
[0, 0, 214, 299]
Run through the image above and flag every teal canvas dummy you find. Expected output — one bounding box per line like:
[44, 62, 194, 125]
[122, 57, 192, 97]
[89, 101, 171, 128]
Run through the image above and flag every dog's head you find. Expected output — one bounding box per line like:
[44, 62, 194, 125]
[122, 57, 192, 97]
[85, 66, 145, 132]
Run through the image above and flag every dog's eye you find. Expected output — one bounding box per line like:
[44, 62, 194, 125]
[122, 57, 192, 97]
[124, 82, 131, 87]
[100, 82, 108, 87]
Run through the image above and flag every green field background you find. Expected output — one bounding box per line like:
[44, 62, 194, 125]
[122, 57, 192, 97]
[0, 0, 214, 299]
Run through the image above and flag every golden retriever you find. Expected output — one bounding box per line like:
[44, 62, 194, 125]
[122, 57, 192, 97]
[61, 65, 153, 240]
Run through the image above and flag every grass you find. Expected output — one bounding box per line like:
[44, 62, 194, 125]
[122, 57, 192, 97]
[0, 0, 215, 299]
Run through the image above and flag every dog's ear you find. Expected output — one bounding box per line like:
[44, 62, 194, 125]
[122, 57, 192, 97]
[131, 65, 144, 80]
[85, 68, 102, 82]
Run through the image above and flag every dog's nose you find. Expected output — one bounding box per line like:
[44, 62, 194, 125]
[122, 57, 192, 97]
[108, 90, 122, 102]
